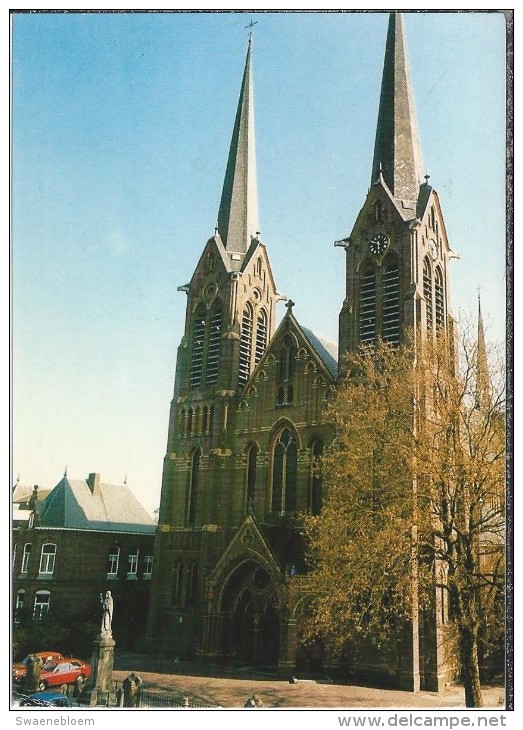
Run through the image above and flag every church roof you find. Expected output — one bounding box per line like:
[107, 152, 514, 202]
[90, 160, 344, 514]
[301, 327, 338, 378]
[37, 475, 156, 534]
[371, 13, 424, 204]
[217, 36, 259, 255]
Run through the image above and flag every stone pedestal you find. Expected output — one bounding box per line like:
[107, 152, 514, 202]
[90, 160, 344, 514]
[86, 635, 116, 707]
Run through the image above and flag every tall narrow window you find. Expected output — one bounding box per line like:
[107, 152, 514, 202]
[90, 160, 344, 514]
[239, 303, 253, 386]
[359, 267, 376, 344]
[382, 257, 400, 345]
[246, 444, 258, 511]
[190, 307, 206, 388]
[255, 309, 268, 365]
[187, 449, 201, 524]
[127, 547, 139, 577]
[172, 562, 184, 605]
[34, 591, 51, 619]
[21, 543, 31, 574]
[186, 563, 198, 605]
[143, 555, 153, 579]
[435, 267, 445, 332]
[271, 428, 298, 513]
[107, 546, 120, 577]
[38, 544, 56, 576]
[423, 257, 433, 333]
[15, 589, 25, 622]
[309, 439, 324, 515]
[206, 305, 222, 385]
[277, 335, 296, 405]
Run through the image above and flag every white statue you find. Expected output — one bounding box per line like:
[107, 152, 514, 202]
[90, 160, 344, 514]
[100, 591, 113, 637]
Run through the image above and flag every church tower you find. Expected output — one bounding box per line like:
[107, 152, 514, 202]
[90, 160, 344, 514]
[338, 12, 455, 368]
[157, 35, 279, 530]
[148, 35, 280, 649]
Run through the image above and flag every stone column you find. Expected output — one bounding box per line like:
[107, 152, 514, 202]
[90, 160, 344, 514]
[86, 636, 116, 707]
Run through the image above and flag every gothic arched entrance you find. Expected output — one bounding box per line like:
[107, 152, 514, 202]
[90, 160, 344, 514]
[220, 561, 280, 666]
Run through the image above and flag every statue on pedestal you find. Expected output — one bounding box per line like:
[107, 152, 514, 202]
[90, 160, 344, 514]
[100, 591, 113, 637]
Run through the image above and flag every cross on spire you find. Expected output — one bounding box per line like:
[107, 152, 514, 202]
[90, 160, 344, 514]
[245, 18, 258, 41]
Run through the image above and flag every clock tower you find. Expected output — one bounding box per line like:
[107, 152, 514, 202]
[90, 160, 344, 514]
[338, 13, 455, 368]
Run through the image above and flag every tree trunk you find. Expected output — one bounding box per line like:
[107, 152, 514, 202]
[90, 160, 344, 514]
[460, 625, 483, 707]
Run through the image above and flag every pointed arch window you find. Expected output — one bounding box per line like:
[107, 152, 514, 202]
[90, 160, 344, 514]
[246, 444, 258, 511]
[239, 303, 253, 386]
[382, 256, 400, 345]
[309, 439, 324, 515]
[435, 267, 445, 332]
[206, 304, 223, 385]
[190, 306, 206, 388]
[423, 257, 433, 333]
[271, 428, 298, 514]
[374, 200, 383, 222]
[255, 309, 268, 365]
[186, 563, 198, 606]
[277, 335, 296, 405]
[171, 562, 184, 605]
[187, 449, 201, 525]
[359, 266, 377, 344]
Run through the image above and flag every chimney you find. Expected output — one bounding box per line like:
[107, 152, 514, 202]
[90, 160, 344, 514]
[87, 473, 101, 496]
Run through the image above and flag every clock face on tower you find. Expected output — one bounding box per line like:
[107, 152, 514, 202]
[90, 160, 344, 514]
[369, 233, 390, 256]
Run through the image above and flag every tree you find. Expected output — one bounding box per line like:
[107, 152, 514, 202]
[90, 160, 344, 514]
[301, 323, 505, 708]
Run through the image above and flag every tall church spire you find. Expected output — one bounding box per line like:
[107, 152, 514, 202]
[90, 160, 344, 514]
[371, 12, 424, 202]
[475, 291, 491, 410]
[217, 36, 259, 253]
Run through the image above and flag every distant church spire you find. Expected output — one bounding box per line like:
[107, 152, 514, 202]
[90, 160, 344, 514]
[371, 12, 424, 201]
[475, 290, 490, 410]
[217, 34, 259, 253]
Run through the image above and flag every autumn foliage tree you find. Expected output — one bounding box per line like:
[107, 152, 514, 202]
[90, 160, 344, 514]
[301, 321, 505, 708]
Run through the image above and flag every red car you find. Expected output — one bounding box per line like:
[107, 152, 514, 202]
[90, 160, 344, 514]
[38, 659, 91, 692]
[12, 652, 64, 685]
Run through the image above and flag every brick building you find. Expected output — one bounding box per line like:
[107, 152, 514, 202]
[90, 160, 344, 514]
[13, 472, 155, 650]
[144, 13, 468, 691]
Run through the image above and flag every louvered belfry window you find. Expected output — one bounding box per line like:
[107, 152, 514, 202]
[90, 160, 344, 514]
[190, 306, 206, 388]
[239, 303, 253, 386]
[435, 267, 445, 332]
[359, 267, 377, 344]
[255, 309, 268, 364]
[206, 305, 222, 385]
[382, 257, 400, 345]
[423, 257, 433, 333]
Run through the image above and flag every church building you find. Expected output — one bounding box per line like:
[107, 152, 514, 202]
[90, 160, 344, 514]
[146, 13, 455, 691]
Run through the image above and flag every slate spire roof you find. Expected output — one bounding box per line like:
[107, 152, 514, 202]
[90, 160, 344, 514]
[475, 292, 491, 410]
[217, 35, 259, 254]
[371, 12, 425, 203]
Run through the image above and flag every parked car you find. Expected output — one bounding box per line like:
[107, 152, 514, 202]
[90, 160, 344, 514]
[12, 652, 64, 685]
[37, 659, 91, 692]
[18, 691, 74, 708]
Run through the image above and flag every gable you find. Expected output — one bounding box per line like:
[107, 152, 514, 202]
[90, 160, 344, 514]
[208, 515, 282, 586]
[248, 311, 338, 388]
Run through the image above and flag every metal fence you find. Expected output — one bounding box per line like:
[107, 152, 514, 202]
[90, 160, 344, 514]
[138, 689, 221, 709]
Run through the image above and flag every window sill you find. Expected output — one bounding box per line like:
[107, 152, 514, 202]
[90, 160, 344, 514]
[126, 573, 138, 580]
[37, 574, 54, 580]
[106, 573, 119, 580]
[143, 574, 152, 580]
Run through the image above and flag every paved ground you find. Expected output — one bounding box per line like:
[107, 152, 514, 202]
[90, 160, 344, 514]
[113, 653, 505, 709]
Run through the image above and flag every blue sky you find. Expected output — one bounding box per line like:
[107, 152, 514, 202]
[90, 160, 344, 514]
[11, 9, 508, 516]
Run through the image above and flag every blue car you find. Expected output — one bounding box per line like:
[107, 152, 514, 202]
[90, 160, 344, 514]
[18, 691, 73, 708]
